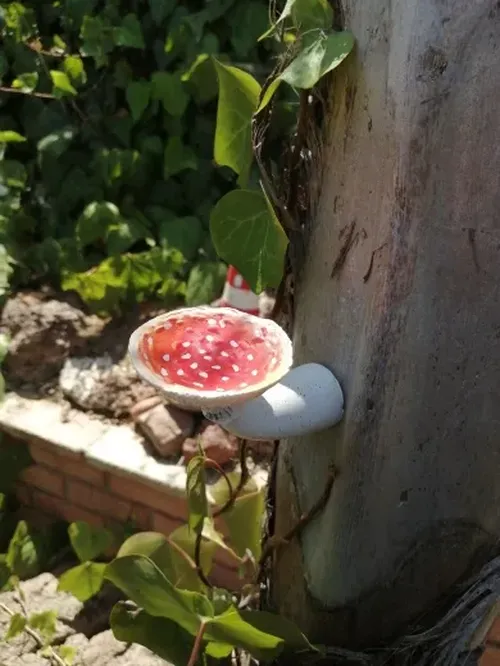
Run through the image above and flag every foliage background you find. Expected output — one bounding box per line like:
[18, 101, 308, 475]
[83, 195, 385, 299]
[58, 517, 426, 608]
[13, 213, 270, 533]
[0, 0, 275, 313]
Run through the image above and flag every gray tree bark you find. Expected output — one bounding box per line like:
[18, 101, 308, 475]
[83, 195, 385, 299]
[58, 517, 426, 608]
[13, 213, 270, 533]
[271, 0, 500, 649]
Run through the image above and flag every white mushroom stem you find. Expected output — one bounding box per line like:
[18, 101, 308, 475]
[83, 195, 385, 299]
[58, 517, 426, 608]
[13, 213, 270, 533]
[202, 363, 344, 441]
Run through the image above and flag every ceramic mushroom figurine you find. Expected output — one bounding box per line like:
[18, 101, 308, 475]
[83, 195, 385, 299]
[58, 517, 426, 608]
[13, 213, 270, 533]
[128, 306, 344, 440]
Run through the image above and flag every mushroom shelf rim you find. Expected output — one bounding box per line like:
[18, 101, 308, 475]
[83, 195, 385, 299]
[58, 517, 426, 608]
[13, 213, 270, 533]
[128, 306, 294, 410]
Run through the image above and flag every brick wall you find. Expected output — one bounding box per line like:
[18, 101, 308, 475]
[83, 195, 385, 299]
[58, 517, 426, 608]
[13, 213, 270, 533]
[13, 437, 241, 590]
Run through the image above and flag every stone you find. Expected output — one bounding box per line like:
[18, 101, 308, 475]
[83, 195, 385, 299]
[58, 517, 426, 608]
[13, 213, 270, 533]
[1, 293, 101, 385]
[183, 421, 239, 466]
[129, 395, 163, 420]
[135, 404, 195, 458]
[59, 355, 157, 417]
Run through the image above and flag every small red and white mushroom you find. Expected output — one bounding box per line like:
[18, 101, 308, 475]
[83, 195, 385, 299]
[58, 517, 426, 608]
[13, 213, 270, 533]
[128, 306, 293, 410]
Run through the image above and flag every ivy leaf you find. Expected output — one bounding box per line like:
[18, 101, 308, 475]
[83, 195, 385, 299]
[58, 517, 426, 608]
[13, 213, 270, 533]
[213, 60, 260, 186]
[76, 201, 121, 247]
[149, 0, 176, 25]
[186, 455, 208, 536]
[185, 262, 226, 306]
[126, 80, 151, 123]
[280, 31, 355, 89]
[116, 532, 174, 579]
[11, 72, 38, 93]
[58, 562, 106, 602]
[68, 521, 114, 563]
[28, 611, 57, 642]
[50, 70, 77, 97]
[163, 137, 198, 178]
[0, 131, 26, 143]
[0, 161, 26, 189]
[106, 219, 149, 255]
[151, 71, 189, 116]
[63, 55, 86, 86]
[229, 2, 270, 57]
[113, 14, 145, 49]
[5, 613, 26, 640]
[0, 246, 13, 299]
[158, 215, 203, 260]
[278, 0, 333, 31]
[210, 188, 288, 293]
[6, 521, 41, 579]
[105, 554, 213, 635]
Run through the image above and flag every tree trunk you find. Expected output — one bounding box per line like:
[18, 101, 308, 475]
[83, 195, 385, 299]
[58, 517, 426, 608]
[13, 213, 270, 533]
[271, 0, 500, 649]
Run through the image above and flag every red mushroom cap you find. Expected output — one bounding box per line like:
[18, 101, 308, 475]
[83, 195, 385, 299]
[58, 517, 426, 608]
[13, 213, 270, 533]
[128, 306, 293, 410]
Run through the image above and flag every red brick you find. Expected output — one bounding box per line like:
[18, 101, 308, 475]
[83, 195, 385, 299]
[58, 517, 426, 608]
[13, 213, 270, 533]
[22, 465, 64, 497]
[109, 475, 188, 519]
[151, 511, 182, 536]
[481, 647, 500, 665]
[66, 479, 130, 521]
[33, 490, 104, 527]
[29, 443, 105, 485]
[130, 503, 152, 531]
[15, 483, 32, 506]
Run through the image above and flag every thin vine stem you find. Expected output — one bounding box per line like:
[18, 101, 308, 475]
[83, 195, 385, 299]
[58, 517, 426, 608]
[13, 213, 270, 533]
[187, 621, 207, 666]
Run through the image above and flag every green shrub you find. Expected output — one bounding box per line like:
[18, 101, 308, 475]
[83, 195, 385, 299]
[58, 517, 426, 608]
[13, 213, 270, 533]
[0, 0, 274, 313]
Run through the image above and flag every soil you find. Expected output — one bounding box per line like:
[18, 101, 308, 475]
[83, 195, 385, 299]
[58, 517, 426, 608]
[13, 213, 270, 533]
[0, 287, 172, 422]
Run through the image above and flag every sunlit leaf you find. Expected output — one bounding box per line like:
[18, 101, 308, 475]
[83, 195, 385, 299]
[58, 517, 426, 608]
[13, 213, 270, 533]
[28, 610, 57, 642]
[210, 188, 287, 293]
[213, 60, 260, 186]
[4, 613, 26, 640]
[280, 30, 355, 89]
[0, 131, 26, 143]
[186, 455, 208, 536]
[6, 521, 41, 579]
[105, 554, 213, 634]
[11, 72, 38, 93]
[50, 70, 77, 97]
[58, 562, 106, 602]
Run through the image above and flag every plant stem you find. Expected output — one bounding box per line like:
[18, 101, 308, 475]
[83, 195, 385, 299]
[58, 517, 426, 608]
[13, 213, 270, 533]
[0, 86, 55, 99]
[187, 621, 206, 666]
[0, 601, 67, 666]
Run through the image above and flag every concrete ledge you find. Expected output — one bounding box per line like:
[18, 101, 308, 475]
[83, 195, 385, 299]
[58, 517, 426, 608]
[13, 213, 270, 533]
[0, 392, 267, 590]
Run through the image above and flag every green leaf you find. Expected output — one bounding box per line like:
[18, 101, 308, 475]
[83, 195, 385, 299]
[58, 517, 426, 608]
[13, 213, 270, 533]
[6, 521, 41, 579]
[0, 131, 26, 144]
[185, 262, 226, 306]
[229, 2, 270, 57]
[50, 70, 77, 97]
[151, 71, 189, 116]
[168, 522, 218, 590]
[28, 610, 57, 642]
[76, 201, 121, 247]
[186, 455, 208, 536]
[116, 532, 174, 578]
[159, 215, 203, 261]
[280, 31, 355, 89]
[213, 60, 260, 186]
[62, 248, 184, 314]
[149, 0, 176, 25]
[68, 521, 114, 562]
[277, 0, 333, 31]
[113, 14, 145, 49]
[63, 55, 86, 85]
[106, 219, 149, 255]
[11, 72, 38, 93]
[0, 554, 11, 591]
[0, 161, 27, 189]
[5, 613, 26, 640]
[105, 554, 213, 634]
[0, 246, 14, 299]
[210, 188, 288, 293]
[126, 80, 151, 123]
[163, 137, 198, 178]
[55, 645, 77, 666]
[110, 603, 195, 665]
[58, 562, 106, 602]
